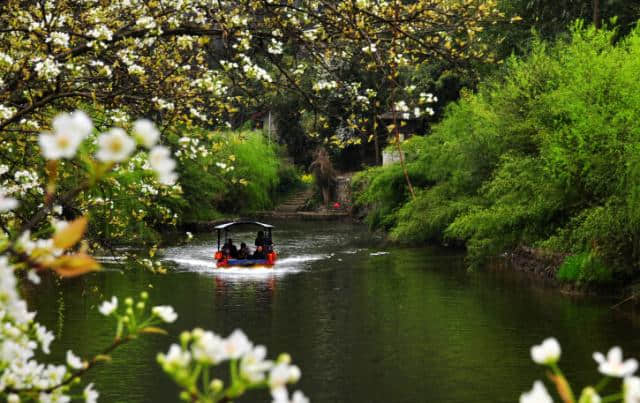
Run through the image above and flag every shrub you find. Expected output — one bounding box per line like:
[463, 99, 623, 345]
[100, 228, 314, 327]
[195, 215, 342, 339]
[356, 23, 640, 280]
[556, 252, 613, 284]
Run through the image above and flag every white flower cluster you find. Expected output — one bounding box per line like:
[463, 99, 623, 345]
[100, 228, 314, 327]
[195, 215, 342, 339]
[87, 25, 113, 40]
[419, 92, 438, 104]
[0, 257, 98, 402]
[191, 72, 227, 96]
[240, 57, 273, 83]
[361, 43, 377, 54]
[0, 187, 18, 212]
[1, 170, 43, 200]
[523, 337, 640, 403]
[89, 60, 113, 77]
[158, 328, 308, 403]
[37, 111, 178, 185]
[0, 104, 16, 122]
[151, 97, 175, 111]
[46, 32, 70, 47]
[268, 39, 284, 55]
[15, 230, 63, 266]
[34, 56, 61, 81]
[312, 80, 338, 91]
[39, 111, 93, 160]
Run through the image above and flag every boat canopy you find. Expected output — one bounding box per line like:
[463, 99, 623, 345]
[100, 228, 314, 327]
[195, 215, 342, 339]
[214, 221, 275, 230]
[214, 221, 274, 251]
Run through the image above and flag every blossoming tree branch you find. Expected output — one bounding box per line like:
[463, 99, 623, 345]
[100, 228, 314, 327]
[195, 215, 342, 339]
[0, 111, 307, 402]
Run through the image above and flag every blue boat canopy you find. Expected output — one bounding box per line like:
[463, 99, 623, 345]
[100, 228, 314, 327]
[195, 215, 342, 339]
[214, 221, 275, 230]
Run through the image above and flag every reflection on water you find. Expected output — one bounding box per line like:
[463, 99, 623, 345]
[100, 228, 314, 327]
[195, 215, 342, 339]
[27, 220, 640, 402]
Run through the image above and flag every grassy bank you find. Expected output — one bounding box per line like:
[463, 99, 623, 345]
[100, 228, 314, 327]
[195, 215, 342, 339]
[354, 23, 640, 286]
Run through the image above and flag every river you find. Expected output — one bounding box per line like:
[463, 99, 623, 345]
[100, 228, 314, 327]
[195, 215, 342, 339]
[26, 220, 640, 402]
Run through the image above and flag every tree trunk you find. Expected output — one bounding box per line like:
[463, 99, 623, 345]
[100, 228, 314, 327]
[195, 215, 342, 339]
[593, 0, 601, 29]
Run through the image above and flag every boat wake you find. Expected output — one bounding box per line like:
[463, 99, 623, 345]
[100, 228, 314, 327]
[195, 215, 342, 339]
[161, 253, 327, 279]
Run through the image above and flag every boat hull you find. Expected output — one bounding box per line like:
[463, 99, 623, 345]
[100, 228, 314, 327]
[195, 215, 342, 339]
[216, 258, 275, 268]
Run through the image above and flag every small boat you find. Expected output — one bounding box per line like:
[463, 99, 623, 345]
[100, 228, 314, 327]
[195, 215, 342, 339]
[213, 221, 277, 268]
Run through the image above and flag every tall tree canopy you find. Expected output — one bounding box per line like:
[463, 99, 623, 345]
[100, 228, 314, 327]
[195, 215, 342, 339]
[0, 0, 505, 144]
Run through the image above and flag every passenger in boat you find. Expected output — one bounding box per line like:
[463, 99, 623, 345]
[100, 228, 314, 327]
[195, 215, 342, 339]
[255, 230, 266, 247]
[238, 242, 250, 259]
[255, 230, 273, 252]
[252, 245, 266, 260]
[224, 239, 238, 258]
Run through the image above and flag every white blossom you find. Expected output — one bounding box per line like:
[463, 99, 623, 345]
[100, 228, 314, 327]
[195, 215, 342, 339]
[272, 389, 309, 403]
[268, 39, 284, 55]
[88, 25, 113, 40]
[46, 32, 70, 47]
[98, 296, 118, 316]
[192, 330, 226, 364]
[133, 119, 159, 148]
[594, 347, 638, 378]
[27, 269, 41, 284]
[224, 329, 252, 359]
[149, 146, 177, 185]
[96, 128, 136, 162]
[362, 43, 377, 53]
[34, 57, 61, 81]
[39, 111, 93, 160]
[66, 350, 85, 369]
[0, 188, 18, 212]
[84, 383, 99, 403]
[158, 344, 191, 369]
[35, 324, 54, 354]
[531, 338, 561, 365]
[240, 345, 273, 383]
[520, 381, 553, 403]
[269, 362, 301, 391]
[152, 305, 178, 323]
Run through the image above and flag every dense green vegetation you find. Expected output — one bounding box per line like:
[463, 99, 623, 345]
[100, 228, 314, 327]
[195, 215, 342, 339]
[354, 24, 640, 283]
[86, 128, 293, 245]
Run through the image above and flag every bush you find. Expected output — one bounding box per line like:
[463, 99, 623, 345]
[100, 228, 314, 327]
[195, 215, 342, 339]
[556, 252, 613, 284]
[355, 23, 640, 280]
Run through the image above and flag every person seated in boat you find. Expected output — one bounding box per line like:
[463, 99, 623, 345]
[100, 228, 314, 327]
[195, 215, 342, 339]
[255, 230, 266, 247]
[255, 230, 273, 252]
[237, 242, 250, 259]
[224, 239, 238, 258]
[252, 245, 266, 260]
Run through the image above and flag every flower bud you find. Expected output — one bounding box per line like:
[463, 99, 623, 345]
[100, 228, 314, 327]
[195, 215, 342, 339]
[140, 291, 149, 300]
[136, 301, 145, 310]
[210, 379, 224, 392]
[180, 331, 191, 345]
[277, 353, 291, 364]
[125, 297, 134, 306]
[126, 307, 134, 316]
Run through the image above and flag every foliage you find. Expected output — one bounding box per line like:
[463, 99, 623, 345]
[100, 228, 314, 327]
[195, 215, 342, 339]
[354, 24, 640, 279]
[556, 252, 612, 284]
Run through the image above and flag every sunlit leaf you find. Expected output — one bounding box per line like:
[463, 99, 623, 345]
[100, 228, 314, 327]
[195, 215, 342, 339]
[53, 216, 88, 249]
[51, 253, 100, 277]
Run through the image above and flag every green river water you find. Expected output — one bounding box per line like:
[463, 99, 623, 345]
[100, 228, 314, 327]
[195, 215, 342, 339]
[25, 220, 640, 402]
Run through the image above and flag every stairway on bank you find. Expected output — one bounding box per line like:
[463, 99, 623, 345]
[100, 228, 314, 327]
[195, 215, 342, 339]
[274, 187, 315, 213]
